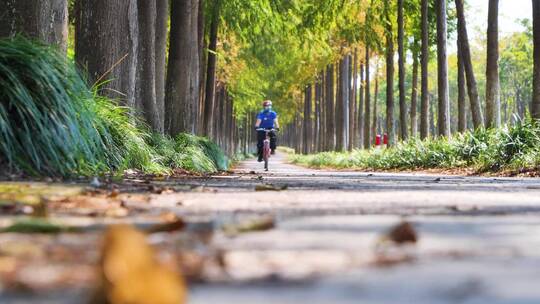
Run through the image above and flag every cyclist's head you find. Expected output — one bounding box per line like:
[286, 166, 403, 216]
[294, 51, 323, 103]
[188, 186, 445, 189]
[262, 100, 272, 111]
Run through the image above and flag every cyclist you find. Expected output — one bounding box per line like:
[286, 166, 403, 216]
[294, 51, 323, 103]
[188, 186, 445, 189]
[255, 100, 279, 162]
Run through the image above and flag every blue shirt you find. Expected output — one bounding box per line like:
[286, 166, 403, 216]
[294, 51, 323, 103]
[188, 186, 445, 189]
[257, 110, 277, 129]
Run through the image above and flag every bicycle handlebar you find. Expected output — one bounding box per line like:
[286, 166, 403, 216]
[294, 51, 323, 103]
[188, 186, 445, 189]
[255, 128, 277, 132]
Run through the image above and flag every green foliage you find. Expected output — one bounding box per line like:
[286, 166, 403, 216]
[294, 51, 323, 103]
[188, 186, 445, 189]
[0, 37, 110, 176]
[291, 120, 540, 173]
[0, 37, 227, 177]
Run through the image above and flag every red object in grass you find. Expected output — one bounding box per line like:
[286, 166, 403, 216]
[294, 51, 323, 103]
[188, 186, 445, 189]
[375, 134, 381, 146]
[383, 134, 388, 145]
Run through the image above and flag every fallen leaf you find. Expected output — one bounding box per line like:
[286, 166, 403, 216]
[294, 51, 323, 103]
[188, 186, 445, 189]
[385, 221, 418, 244]
[89, 225, 186, 304]
[2, 219, 72, 234]
[255, 184, 287, 191]
[223, 216, 275, 235]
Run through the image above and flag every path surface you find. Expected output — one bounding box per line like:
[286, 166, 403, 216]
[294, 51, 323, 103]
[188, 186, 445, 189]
[3, 152, 540, 303]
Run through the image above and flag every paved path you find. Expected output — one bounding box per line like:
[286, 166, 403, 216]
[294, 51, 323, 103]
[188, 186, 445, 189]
[3, 152, 540, 303]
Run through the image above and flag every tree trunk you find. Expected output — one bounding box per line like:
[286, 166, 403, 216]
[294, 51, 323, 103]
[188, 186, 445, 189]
[455, 0, 484, 128]
[410, 47, 419, 137]
[351, 51, 358, 150]
[303, 85, 312, 154]
[0, 0, 68, 51]
[420, 0, 430, 139]
[457, 37, 467, 132]
[485, 0, 500, 128]
[385, 1, 395, 146]
[155, 0, 169, 132]
[358, 62, 365, 149]
[372, 65, 379, 143]
[165, 0, 199, 135]
[190, 0, 201, 134]
[203, 0, 221, 136]
[364, 46, 371, 148]
[136, 0, 160, 131]
[436, 0, 451, 137]
[341, 55, 351, 151]
[325, 64, 335, 151]
[533, 0, 540, 119]
[315, 78, 323, 152]
[76, 0, 138, 108]
[398, 0, 408, 141]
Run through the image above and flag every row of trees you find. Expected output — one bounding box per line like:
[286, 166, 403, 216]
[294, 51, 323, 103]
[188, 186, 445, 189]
[1, 0, 540, 156]
[0, 0, 240, 155]
[284, 0, 540, 154]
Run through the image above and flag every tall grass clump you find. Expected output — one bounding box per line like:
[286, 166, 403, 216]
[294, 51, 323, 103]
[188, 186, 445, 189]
[290, 119, 540, 174]
[0, 37, 111, 176]
[0, 37, 228, 177]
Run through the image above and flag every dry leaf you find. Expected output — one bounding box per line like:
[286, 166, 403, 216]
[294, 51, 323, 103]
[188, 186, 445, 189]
[90, 225, 186, 304]
[386, 221, 418, 244]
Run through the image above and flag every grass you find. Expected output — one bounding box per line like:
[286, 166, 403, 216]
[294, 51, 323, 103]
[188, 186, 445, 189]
[290, 119, 540, 174]
[0, 37, 227, 177]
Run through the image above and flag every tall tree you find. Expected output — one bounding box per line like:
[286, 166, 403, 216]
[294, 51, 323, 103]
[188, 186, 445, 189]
[455, 0, 484, 128]
[533, 0, 540, 119]
[358, 61, 365, 149]
[397, 0, 408, 140]
[0, 0, 68, 51]
[337, 56, 350, 151]
[420, 0, 430, 139]
[372, 64, 379, 145]
[190, 0, 201, 133]
[325, 64, 336, 150]
[165, 0, 200, 135]
[457, 36, 467, 132]
[203, 0, 221, 136]
[436, 0, 450, 137]
[136, 0, 160, 132]
[303, 85, 313, 154]
[155, 0, 169, 131]
[485, 0, 500, 128]
[410, 45, 419, 137]
[75, 0, 138, 108]
[364, 46, 371, 148]
[385, 0, 396, 146]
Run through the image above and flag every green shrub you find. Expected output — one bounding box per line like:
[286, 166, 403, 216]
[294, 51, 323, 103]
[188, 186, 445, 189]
[0, 37, 110, 176]
[0, 37, 227, 177]
[291, 119, 540, 173]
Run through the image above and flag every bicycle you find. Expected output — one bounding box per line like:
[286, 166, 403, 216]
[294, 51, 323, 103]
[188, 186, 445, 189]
[256, 128, 276, 171]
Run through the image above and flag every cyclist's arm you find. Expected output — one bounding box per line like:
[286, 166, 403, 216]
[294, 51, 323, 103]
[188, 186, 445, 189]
[255, 119, 262, 128]
[274, 117, 280, 129]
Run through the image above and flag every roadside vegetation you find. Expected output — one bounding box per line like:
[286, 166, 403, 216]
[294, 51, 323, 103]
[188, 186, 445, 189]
[290, 119, 540, 174]
[0, 38, 227, 177]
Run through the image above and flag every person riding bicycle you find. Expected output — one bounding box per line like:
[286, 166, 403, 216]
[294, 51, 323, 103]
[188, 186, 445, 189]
[255, 100, 279, 162]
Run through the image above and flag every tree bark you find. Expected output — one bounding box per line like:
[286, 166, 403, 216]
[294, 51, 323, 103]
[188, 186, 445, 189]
[420, 0, 430, 139]
[397, 0, 408, 141]
[385, 1, 395, 146]
[325, 64, 335, 151]
[486, 0, 500, 128]
[0, 0, 68, 51]
[358, 61, 365, 149]
[203, 0, 221, 136]
[155, 0, 169, 132]
[303, 85, 312, 154]
[410, 47, 419, 137]
[436, 0, 451, 137]
[165, 0, 199, 135]
[372, 65, 379, 143]
[136, 0, 160, 131]
[364, 46, 371, 148]
[457, 37, 467, 132]
[75, 0, 138, 108]
[190, 0, 201, 134]
[350, 52, 358, 150]
[315, 78, 322, 152]
[533, 0, 540, 119]
[455, 0, 484, 128]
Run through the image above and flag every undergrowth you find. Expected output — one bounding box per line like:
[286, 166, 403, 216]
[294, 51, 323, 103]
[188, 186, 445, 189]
[0, 37, 227, 177]
[290, 119, 540, 173]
